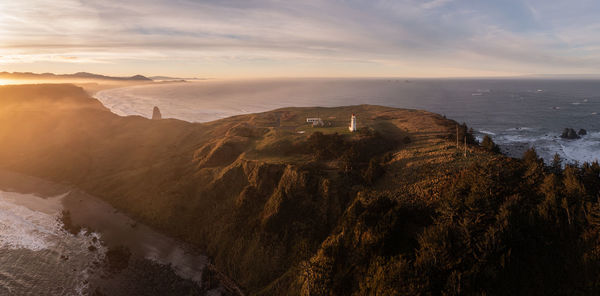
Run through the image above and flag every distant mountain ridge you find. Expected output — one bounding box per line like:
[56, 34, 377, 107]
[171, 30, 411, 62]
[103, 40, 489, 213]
[149, 76, 202, 81]
[0, 71, 152, 81]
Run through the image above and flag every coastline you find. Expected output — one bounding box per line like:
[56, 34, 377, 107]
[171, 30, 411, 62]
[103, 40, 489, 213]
[0, 169, 242, 295]
[7, 82, 600, 293]
[91, 79, 600, 165]
[0, 84, 515, 293]
[82, 79, 192, 96]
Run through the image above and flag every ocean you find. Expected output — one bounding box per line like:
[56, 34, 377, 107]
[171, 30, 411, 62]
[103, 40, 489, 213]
[0, 191, 103, 295]
[0, 171, 212, 296]
[96, 78, 600, 164]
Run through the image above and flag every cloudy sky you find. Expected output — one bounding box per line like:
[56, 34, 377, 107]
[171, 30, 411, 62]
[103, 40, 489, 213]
[1, 0, 599, 78]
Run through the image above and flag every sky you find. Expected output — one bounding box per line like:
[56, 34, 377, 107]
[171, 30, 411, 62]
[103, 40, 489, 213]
[1, 0, 600, 78]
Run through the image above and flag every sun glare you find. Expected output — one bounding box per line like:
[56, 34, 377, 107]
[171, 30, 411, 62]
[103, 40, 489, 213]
[0, 79, 22, 85]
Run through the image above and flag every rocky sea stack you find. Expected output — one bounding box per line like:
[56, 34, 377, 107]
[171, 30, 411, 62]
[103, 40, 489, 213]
[152, 106, 162, 120]
[561, 128, 580, 139]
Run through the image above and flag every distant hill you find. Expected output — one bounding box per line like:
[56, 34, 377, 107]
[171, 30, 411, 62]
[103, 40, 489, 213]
[0, 71, 152, 81]
[149, 76, 202, 81]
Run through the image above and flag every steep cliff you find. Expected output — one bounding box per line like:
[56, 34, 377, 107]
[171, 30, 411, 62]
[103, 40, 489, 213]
[0, 84, 477, 294]
[6, 84, 594, 295]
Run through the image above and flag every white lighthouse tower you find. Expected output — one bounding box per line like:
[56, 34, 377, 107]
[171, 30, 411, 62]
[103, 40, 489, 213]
[349, 114, 357, 132]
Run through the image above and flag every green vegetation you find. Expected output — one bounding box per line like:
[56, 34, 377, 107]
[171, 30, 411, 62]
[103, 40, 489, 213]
[290, 150, 600, 295]
[6, 84, 600, 295]
[480, 134, 501, 153]
[305, 129, 398, 185]
[449, 122, 477, 145]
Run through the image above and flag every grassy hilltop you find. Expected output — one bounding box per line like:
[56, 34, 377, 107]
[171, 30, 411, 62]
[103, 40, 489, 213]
[2, 84, 600, 295]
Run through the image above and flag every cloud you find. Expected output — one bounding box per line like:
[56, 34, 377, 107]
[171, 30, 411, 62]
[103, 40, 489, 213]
[422, 0, 453, 10]
[1, 0, 600, 76]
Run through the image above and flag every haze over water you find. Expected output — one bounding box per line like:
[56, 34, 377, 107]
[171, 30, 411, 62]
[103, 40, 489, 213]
[97, 78, 600, 165]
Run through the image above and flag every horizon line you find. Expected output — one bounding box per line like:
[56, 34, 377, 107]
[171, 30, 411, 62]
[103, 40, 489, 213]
[6, 70, 600, 81]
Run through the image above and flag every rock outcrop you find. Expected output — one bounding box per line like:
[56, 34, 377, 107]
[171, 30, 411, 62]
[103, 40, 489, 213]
[561, 128, 580, 139]
[578, 128, 587, 136]
[152, 106, 162, 120]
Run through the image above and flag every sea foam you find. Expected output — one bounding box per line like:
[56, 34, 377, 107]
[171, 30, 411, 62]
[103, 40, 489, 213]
[0, 191, 107, 295]
[0, 192, 61, 251]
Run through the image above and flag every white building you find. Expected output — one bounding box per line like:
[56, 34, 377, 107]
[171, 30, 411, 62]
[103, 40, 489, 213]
[306, 117, 324, 127]
[349, 114, 357, 132]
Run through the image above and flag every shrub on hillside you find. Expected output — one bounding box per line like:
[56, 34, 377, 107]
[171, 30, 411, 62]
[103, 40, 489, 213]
[480, 135, 500, 153]
[448, 123, 477, 145]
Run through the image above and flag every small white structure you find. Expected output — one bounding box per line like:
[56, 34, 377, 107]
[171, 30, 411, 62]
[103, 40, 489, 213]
[306, 117, 324, 127]
[349, 114, 357, 132]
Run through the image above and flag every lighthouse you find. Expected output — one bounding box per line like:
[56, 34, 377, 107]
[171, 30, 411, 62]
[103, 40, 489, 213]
[349, 114, 357, 132]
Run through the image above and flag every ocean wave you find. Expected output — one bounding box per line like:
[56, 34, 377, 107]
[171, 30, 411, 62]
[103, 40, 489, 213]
[0, 194, 61, 251]
[496, 133, 553, 144]
[494, 131, 600, 165]
[478, 130, 496, 135]
[0, 191, 107, 295]
[505, 127, 535, 131]
[557, 132, 600, 164]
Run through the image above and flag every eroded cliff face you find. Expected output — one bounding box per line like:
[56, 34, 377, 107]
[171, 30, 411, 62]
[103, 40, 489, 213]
[189, 158, 354, 292]
[0, 84, 488, 295]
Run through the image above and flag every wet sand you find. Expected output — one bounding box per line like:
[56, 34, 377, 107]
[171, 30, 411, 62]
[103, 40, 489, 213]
[0, 169, 240, 295]
[0, 169, 68, 198]
[61, 188, 207, 281]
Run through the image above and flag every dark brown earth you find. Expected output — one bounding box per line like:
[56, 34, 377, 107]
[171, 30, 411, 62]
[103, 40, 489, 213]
[0, 84, 498, 295]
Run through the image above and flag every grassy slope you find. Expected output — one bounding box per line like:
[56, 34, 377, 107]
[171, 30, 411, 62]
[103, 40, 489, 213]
[0, 84, 501, 294]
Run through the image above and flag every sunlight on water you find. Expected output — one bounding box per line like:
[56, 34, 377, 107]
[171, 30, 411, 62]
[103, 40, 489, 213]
[0, 79, 47, 86]
[0, 79, 21, 85]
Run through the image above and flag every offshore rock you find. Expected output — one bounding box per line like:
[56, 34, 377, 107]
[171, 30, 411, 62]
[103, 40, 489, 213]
[152, 106, 162, 120]
[561, 128, 580, 139]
